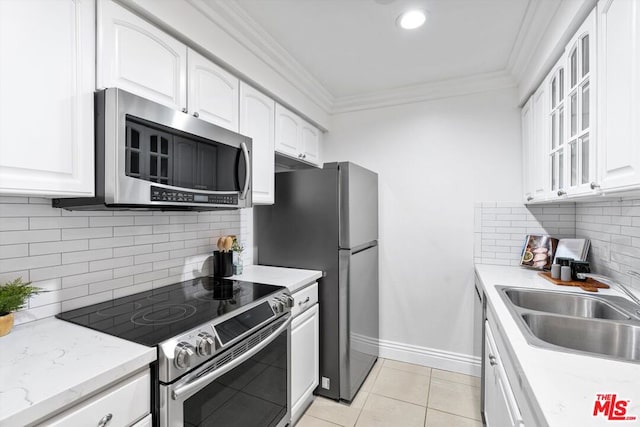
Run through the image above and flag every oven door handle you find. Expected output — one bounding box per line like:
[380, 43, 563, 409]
[239, 141, 250, 200]
[171, 315, 291, 401]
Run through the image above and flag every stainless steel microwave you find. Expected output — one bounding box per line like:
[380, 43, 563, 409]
[54, 88, 252, 211]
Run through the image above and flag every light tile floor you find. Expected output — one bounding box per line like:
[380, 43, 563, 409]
[296, 358, 482, 427]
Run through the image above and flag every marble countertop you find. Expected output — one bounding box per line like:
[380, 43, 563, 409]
[475, 265, 640, 426]
[230, 264, 323, 293]
[0, 317, 156, 427]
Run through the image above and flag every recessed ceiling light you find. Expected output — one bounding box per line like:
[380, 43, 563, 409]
[397, 9, 426, 30]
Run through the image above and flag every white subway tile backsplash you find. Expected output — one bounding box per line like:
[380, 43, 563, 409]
[89, 216, 135, 227]
[30, 262, 88, 282]
[476, 199, 640, 293]
[89, 256, 133, 272]
[1, 229, 61, 244]
[1, 200, 246, 326]
[62, 227, 112, 240]
[0, 244, 29, 259]
[30, 239, 89, 256]
[29, 216, 88, 229]
[113, 225, 153, 237]
[61, 248, 113, 264]
[62, 270, 113, 289]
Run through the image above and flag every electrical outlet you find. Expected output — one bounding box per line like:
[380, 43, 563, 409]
[321, 377, 330, 389]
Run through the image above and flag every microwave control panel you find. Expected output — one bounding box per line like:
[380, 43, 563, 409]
[150, 186, 238, 205]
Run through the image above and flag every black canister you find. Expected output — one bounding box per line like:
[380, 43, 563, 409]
[213, 251, 233, 277]
[555, 257, 574, 267]
[570, 260, 591, 281]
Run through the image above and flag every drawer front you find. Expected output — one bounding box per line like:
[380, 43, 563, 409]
[41, 370, 150, 427]
[291, 282, 318, 318]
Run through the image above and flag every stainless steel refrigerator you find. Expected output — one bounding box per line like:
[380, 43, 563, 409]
[256, 162, 379, 402]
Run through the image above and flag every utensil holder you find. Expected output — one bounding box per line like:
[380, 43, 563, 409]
[213, 251, 233, 277]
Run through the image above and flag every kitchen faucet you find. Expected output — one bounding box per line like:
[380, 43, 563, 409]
[576, 271, 640, 311]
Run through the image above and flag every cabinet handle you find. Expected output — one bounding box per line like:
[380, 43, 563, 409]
[489, 355, 497, 366]
[302, 154, 307, 159]
[193, 112, 199, 118]
[97, 414, 113, 427]
[298, 296, 310, 306]
[590, 182, 600, 190]
[557, 189, 566, 196]
[298, 153, 303, 158]
[526, 195, 534, 202]
[181, 108, 188, 114]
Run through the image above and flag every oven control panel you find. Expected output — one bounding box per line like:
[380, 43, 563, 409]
[158, 290, 293, 383]
[150, 186, 238, 205]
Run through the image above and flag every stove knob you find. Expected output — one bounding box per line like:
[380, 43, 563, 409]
[174, 342, 195, 369]
[196, 332, 215, 356]
[284, 295, 295, 308]
[275, 298, 285, 312]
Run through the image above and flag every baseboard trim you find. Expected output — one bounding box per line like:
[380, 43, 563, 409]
[377, 338, 482, 377]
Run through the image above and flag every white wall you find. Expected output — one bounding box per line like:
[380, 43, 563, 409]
[323, 87, 522, 374]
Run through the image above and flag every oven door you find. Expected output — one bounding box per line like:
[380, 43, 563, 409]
[161, 315, 291, 427]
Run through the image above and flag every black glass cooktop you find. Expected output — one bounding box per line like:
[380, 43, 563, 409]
[56, 277, 283, 347]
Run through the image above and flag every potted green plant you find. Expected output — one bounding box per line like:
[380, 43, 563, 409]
[0, 278, 41, 336]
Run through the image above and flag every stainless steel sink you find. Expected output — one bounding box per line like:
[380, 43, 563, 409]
[522, 313, 640, 361]
[503, 288, 631, 320]
[497, 286, 640, 363]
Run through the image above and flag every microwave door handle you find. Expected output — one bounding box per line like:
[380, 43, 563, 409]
[239, 142, 250, 200]
[171, 315, 291, 401]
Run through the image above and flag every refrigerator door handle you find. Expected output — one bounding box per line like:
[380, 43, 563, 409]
[348, 241, 378, 255]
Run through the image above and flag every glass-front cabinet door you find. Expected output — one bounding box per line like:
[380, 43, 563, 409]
[548, 59, 565, 197]
[565, 9, 597, 195]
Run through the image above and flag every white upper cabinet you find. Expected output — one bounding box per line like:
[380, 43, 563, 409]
[188, 49, 239, 132]
[240, 83, 275, 204]
[97, 0, 187, 111]
[565, 9, 597, 196]
[531, 82, 550, 200]
[597, 0, 640, 192]
[275, 104, 323, 167]
[547, 56, 567, 198]
[0, 0, 95, 197]
[521, 97, 534, 202]
[275, 104, 301, 158]
[301, 121, 322, 166]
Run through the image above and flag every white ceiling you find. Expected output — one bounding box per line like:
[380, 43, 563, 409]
[231, 0, 534, 99]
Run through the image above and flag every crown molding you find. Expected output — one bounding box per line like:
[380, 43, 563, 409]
[331, 71, 516, 114]
[506, 0, 560, 86]
[189, 0, 335, 114]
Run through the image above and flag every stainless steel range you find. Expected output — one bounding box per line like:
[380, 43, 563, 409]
[57, 276, 293, 427]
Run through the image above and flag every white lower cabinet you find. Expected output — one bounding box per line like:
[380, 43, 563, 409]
[0, 0, 95, 197]
[291, 284, 319, 425]
[40, 369, 150, 427]
[484, 321, 524, 427]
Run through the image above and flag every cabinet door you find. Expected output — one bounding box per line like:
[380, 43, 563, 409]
[291, 304, 319, 422]
[97, 0, 187, 110]
[240, 83, 275, 204]
[565, 9, 597, 195]
[301, 120, 323, 167]
[275, 104, 301, 158]
[187, 49, 239, 131]
[547, 56, 567, 199]
[597, 0, 640, 191]
[522, 97, 534, 202]
[484, 322, 524, 427]
[531, 82, 550, 200]
[42, 370, 150, 427]
[0, 0, 94, 197]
